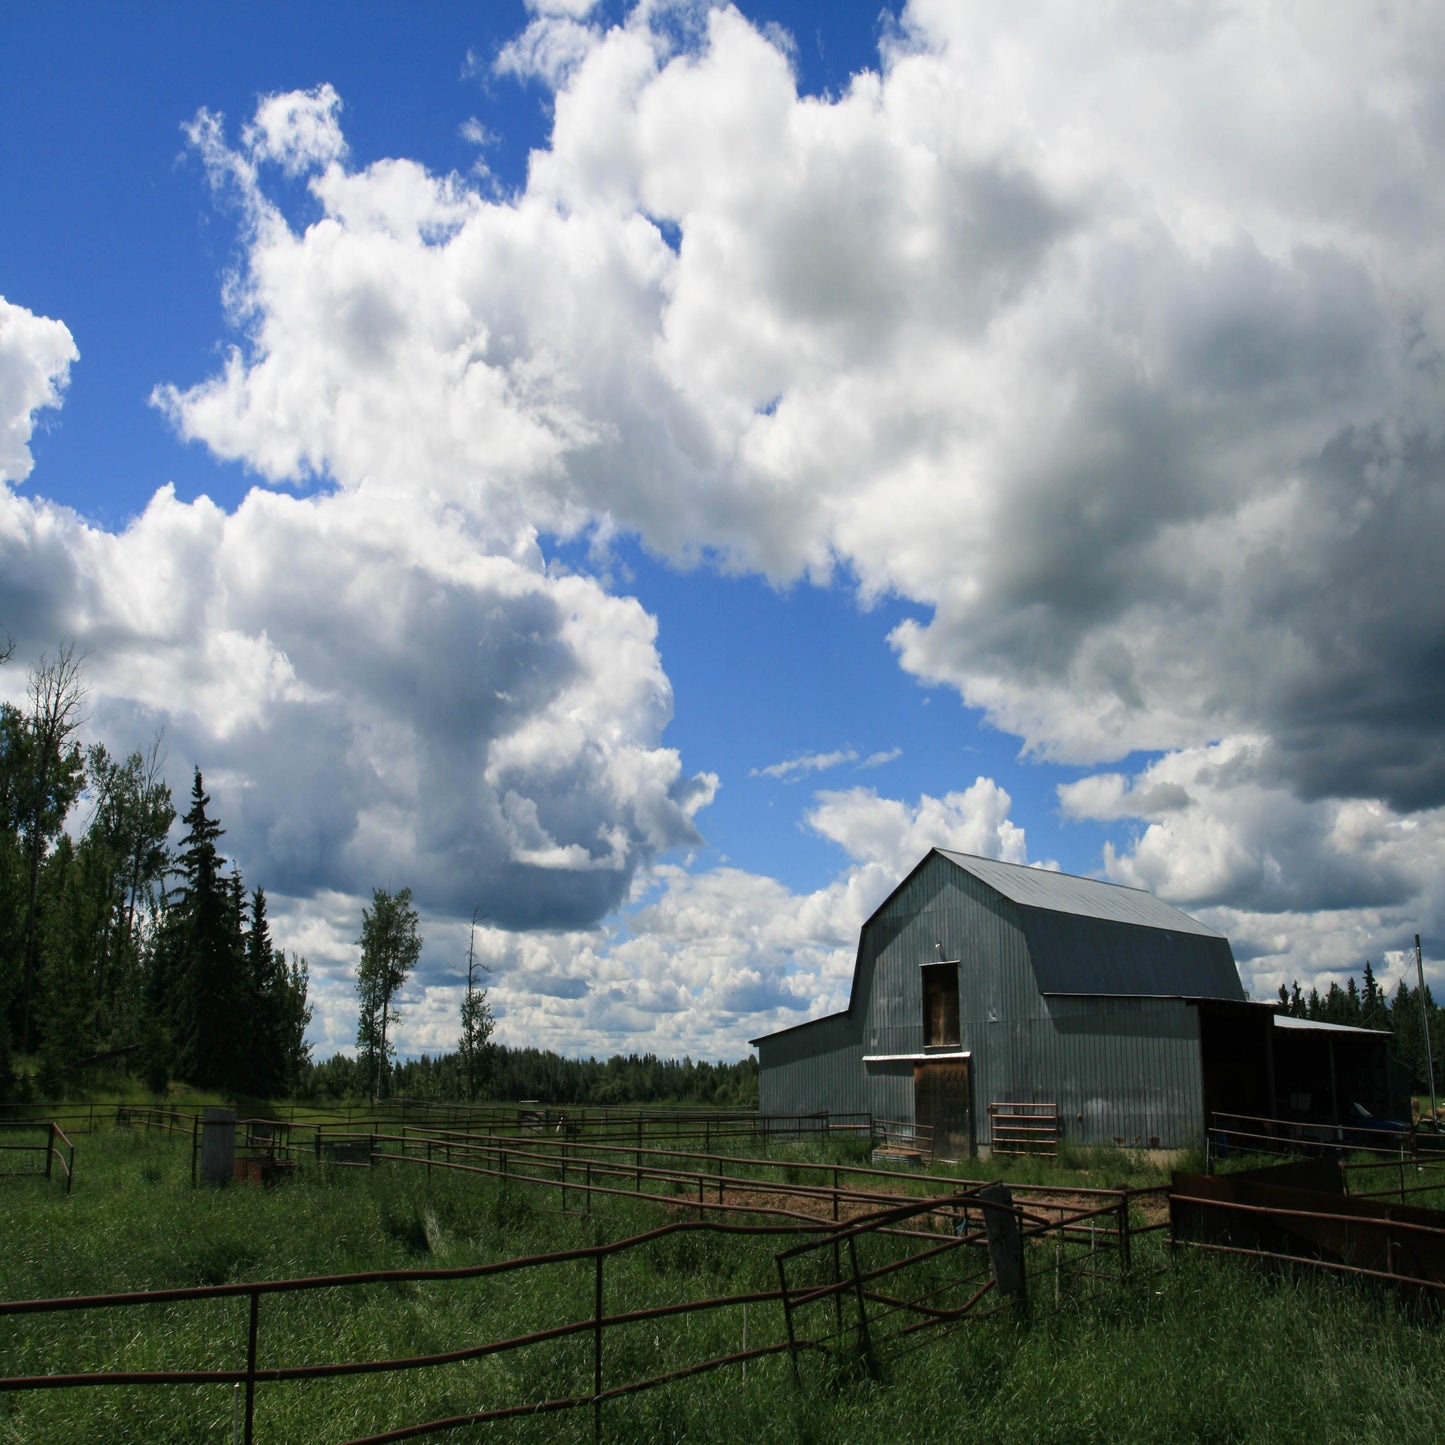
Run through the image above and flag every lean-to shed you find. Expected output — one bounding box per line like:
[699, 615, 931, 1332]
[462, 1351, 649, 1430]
[752, 848, 1257, 1154]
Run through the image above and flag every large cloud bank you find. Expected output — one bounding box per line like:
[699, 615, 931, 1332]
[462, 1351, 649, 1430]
[4, 1, 1444, 1055]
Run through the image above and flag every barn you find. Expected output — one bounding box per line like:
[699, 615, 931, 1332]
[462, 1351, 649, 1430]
[752, 848, 1394, 1155]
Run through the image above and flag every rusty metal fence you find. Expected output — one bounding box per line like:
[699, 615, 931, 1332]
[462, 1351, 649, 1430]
[0, 1174, 1157, 1444]
[0, 1119, 74, 1193]
[1169, 1163, 1445, 1304]
[1207, 1109, 1445, 1169]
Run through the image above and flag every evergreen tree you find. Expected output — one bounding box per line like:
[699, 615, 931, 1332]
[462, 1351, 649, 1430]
[1322, 980, 1351, 1025]
[169, 769, 247, 1089]
[244, 887, 283, 1096]
[1361, 960, 1389, 1031]
[1391, 980, 1421, 1092]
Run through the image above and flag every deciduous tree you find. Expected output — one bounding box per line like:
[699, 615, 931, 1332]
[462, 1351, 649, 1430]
[356, 887, 421, 1101]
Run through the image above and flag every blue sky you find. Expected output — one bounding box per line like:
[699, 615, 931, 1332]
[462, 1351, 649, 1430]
[4, 1, 1443, 1061]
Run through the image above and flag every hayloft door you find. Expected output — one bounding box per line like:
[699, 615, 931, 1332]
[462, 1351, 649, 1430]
[914, 1060, 972, 1160]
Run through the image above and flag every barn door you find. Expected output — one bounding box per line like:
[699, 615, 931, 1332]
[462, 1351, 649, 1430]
[914, 1060, 972, 1160]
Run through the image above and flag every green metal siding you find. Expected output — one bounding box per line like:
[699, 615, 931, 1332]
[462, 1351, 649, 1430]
[756, 1011, 865, 1119]
[756, 851, 1228, 1148]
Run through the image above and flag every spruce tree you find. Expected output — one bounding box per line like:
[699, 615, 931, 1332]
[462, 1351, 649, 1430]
[170, 769, 246, 1090]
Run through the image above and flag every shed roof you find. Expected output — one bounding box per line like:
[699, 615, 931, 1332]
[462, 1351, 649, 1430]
[1273, 1014, 1391, 1039]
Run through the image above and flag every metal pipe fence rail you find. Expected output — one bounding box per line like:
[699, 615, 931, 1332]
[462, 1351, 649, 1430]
[1168, 1184, 1445, 1300]
[0, 1101, 110, 1134]
[0, 1211, 850, 1444]
[376, 1130, 924, 1229]
[986, 1102, 1060, 1158]
[359, 1128, 1168, 1264]
[870, 1117, 933, 1160]
[1341, 1153, 1445, 1205]
[0, 1099, 776, 1135]
[0, 1120, 74, 1193]
[774, 1185, 1157, 1385]
[1208, 1110, 1445, 1168]
[0, 1175, 1160, 1445]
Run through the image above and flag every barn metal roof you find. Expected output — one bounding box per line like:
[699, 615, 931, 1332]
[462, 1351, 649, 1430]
[1274, 1014, 1391, 1039]
[935, 850, 1225, 938]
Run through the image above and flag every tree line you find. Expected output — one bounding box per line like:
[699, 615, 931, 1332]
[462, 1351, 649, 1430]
[1277, 960, 1442, 1096]
[306, 1046, 759, 1109]
[0, 645, 311, 1101]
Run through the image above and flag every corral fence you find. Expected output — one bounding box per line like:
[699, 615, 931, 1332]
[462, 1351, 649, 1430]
[310, 1125, 1168, 1245]
[1170, 1157, 1445, 1305]
[0, 1119, 74, 1193]
[0, 1172, 1161, 1444]
[1207, 1109, 1445, 1171]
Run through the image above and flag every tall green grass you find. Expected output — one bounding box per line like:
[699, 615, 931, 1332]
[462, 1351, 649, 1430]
[1, 1128, 1440, 1444]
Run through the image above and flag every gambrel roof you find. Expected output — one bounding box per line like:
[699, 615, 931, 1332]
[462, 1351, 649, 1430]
[906, 850, 1242, 1002]
[936, 850, 1226, 938]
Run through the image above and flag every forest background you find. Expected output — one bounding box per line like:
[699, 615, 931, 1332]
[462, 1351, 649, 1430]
[0, 645, 1433, 1113]
[0, 645, 758, 1108]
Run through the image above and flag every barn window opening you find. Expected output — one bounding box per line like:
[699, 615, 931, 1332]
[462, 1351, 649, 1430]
[922, 962, 960, 1048]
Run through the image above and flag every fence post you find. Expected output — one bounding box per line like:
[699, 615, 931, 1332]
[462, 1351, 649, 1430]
[45, 1123, 54, 1182]
[593, 1252, 605, 1445]
[776, 1255, 801, 1387]
[244, 1287, 260, 1445]
[978, 1183, 1027, 1318]
[846, 1235, 877, 1377]
[1117, 1193, 1132, 1279]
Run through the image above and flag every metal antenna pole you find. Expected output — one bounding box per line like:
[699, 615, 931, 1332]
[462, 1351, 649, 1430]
[1416, 935, 1438, 1129]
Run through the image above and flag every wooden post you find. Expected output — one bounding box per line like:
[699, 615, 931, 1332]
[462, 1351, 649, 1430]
[978, 1182, 1027, 1317]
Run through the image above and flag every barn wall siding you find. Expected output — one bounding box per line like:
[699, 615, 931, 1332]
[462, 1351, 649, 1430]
[756, 850, 1236, 1150]
[756, 1012, 865, 1119]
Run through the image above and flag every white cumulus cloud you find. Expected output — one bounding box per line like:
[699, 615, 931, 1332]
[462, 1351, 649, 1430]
[0, 297, 78, 486]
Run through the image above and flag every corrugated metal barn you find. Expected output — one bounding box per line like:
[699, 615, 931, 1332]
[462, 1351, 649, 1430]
[753, 849, 1324, 1154]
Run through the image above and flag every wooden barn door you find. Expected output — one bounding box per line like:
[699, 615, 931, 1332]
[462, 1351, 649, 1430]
[914, 1060, 972, 1160]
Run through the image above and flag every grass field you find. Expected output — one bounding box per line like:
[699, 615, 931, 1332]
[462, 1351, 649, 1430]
[1, 1123, 1441, 1444]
